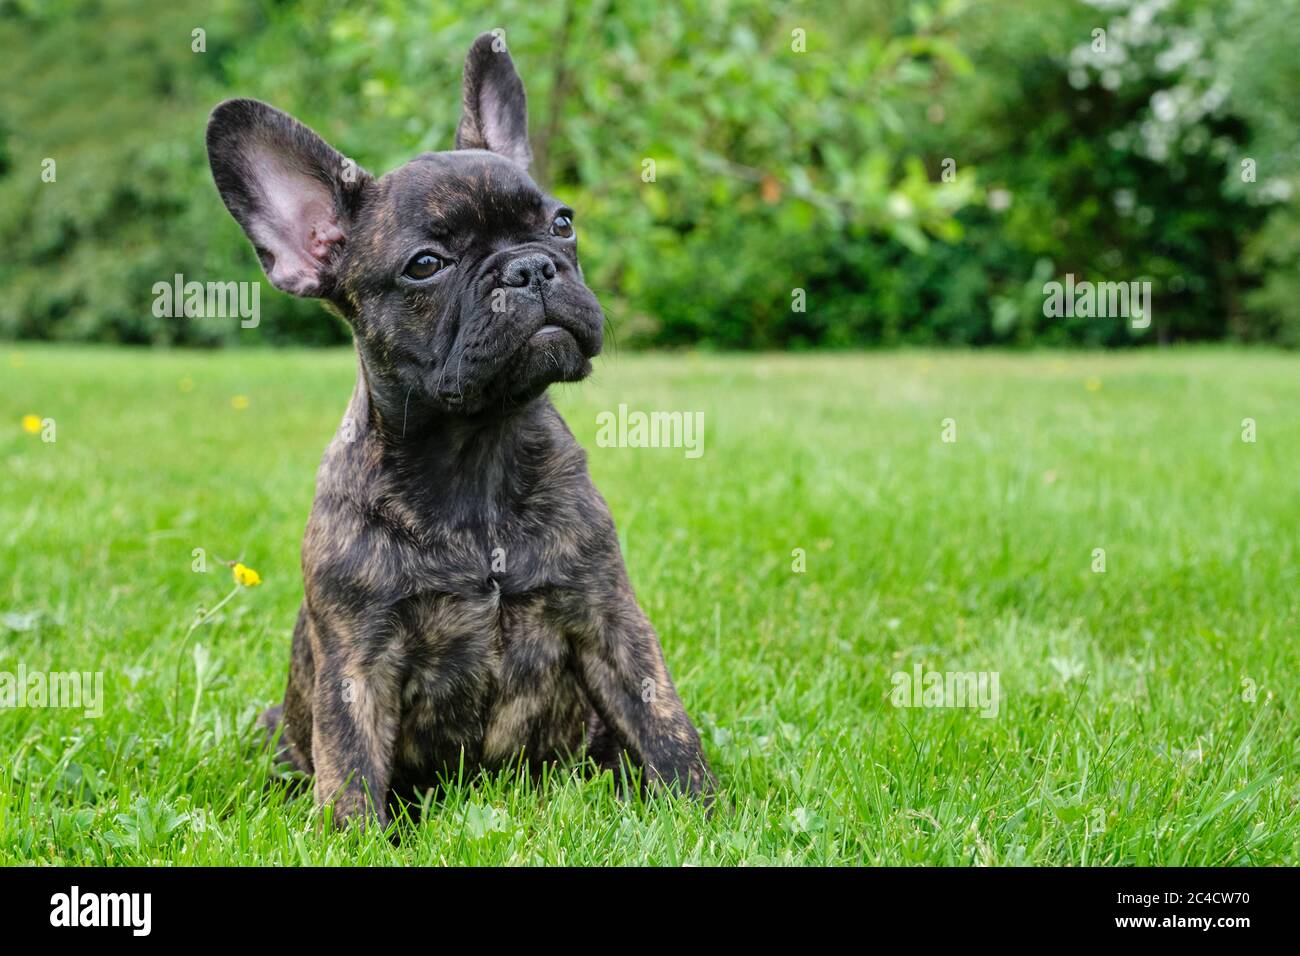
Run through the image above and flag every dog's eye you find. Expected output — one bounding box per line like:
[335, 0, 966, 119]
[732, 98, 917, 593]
[550, 215, 574, 239]
[403, 252, 444, 280]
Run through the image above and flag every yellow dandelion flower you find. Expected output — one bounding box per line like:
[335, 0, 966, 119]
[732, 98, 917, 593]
[231, 395, 250, 411]
[1084, 377, 1102, 392]
[21, 414, 42, 434]
[233, 563, 262, 587]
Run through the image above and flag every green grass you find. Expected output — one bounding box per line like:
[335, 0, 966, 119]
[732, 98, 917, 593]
[2, 344, 1298, 865]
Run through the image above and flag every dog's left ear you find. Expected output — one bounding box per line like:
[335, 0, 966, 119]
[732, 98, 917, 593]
[455, 32, 531, 170]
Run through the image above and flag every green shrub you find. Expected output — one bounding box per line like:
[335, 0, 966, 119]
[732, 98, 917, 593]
[1, 0, 1296, 348]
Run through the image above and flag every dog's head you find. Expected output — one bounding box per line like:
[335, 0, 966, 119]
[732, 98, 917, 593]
[206, 33, 603, 416]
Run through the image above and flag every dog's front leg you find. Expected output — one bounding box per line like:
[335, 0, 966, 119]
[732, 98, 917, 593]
[573, 580, 715, 800]
[308, 614, 401, 828]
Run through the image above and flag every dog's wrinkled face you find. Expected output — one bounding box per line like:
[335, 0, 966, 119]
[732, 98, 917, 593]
[206, 33, 603, 416]
[345, 150, 603, 413]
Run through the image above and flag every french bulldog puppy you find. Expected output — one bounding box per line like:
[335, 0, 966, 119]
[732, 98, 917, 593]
[206, 33, 714, 826]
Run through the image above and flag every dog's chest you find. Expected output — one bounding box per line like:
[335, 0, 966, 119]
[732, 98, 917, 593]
[390, 584, 589, 780]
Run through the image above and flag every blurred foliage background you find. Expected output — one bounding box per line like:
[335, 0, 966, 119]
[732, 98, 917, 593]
[1, 0, 1297, 349]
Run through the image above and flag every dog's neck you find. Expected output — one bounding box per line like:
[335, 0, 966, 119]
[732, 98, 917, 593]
[344, 345, 571, 517]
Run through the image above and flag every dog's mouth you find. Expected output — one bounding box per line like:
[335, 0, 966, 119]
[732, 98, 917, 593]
[426, 291, 604, 414]
[525, 304, 600, 358]
[517, 316, 588, 384]
[501, 309, 599, 398]
[529, 323, 571, 344]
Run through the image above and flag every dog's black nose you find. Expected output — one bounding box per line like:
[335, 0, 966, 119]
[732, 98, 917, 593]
[501, 252, 556, 288]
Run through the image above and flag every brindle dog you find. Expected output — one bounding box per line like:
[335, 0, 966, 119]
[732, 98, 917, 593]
[206, 33, 714, 826]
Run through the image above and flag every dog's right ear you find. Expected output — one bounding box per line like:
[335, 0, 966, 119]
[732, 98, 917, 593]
[206, 99, 371, 298]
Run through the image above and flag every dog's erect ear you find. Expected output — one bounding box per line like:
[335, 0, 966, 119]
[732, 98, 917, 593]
[455, 32, 531, 170]
[206, 99, 371, 298]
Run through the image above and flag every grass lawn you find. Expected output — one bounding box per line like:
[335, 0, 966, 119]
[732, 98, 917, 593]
[1, 344, 1298, 865]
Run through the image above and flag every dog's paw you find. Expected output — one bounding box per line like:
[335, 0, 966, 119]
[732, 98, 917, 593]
[318, 786, 389, 833]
